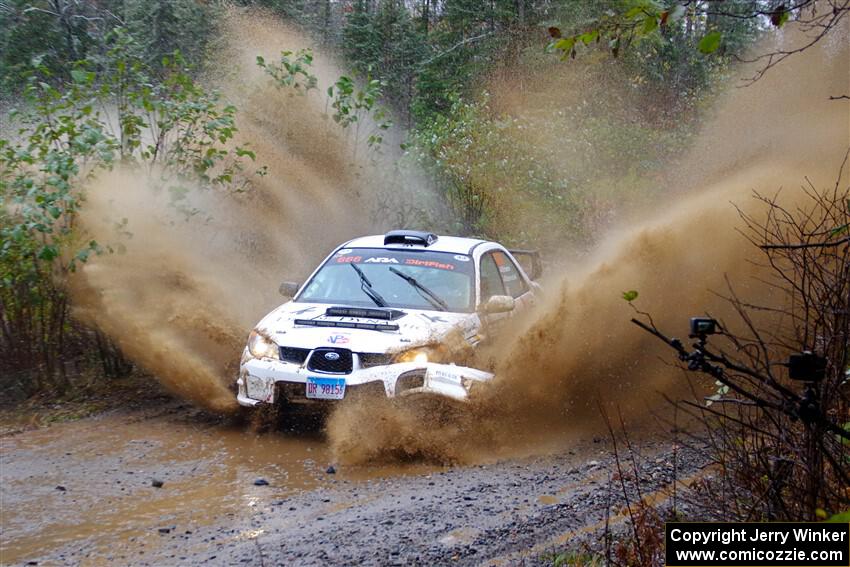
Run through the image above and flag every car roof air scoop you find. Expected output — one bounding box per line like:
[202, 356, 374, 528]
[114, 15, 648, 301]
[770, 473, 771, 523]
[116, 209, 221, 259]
[383, 230, 438, 247]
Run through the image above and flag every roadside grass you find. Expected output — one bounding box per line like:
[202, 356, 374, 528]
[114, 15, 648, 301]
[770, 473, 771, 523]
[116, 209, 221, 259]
[545, 550, 605, 566]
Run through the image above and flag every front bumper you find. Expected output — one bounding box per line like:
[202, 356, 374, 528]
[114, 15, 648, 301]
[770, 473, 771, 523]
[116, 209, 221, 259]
[236, 356, 492, 407]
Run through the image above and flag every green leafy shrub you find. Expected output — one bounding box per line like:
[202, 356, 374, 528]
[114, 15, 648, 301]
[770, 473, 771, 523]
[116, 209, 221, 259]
[257, 49, 318, 93]
[0, 28, 255, 392]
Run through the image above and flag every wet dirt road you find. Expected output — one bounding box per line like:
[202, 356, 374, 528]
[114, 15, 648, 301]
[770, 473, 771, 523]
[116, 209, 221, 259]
[1, 404, 702, 566]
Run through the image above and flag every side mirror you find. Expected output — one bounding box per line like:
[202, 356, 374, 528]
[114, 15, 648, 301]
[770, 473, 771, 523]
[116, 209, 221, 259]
[279, 281, 300, 298]
[481, 295, 515, 315]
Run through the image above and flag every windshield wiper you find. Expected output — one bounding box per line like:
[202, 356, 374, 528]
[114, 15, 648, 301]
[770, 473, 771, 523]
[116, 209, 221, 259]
[389, 267, 449, 312]
[350, 263, 388, 308]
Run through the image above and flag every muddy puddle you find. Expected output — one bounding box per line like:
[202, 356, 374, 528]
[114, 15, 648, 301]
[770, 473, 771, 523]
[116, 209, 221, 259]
[0, 409, 436, 565]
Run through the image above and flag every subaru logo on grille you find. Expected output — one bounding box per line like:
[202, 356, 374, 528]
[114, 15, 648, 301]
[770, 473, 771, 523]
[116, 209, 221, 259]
[324, 352, 340, 361]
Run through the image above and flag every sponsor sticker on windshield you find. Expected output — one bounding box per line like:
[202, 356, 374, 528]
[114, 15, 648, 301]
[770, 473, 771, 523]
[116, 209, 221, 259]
[330, 249, 465, 272]
[404, 258, 456, 271]
[364, 257, 399, 264]
[335, 255, 362, 263]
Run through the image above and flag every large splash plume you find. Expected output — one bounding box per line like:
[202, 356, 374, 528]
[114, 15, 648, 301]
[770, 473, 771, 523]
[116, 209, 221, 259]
[68, 7, 847, 458]
[69, 8, 436, 411]
[327, 20, 849, 463]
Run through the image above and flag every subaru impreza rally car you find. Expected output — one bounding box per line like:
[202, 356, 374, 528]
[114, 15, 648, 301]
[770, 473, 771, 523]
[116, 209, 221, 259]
[236, 230, 541, 409]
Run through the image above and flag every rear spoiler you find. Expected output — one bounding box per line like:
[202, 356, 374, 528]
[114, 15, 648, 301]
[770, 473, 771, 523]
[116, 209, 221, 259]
[508, 249, 542, 281]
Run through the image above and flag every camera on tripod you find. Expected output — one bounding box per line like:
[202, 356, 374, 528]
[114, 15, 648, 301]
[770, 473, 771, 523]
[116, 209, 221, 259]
[786, 351, 826, 382]
[689, 317, 718, 338]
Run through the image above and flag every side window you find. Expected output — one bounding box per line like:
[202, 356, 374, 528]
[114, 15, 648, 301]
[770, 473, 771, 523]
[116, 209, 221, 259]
[492, 251, 529, 299]
[479, 253, 506, 302]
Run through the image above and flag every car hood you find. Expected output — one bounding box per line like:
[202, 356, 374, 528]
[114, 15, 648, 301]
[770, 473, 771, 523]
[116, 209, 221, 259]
[255, 302, 479, 353]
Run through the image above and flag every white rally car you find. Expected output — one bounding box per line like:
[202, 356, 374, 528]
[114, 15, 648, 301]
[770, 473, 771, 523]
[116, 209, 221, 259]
[236, 230, 541, 409]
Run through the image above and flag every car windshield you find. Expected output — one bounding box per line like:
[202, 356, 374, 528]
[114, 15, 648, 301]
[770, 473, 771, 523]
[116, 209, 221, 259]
[297, 248, 474, 312]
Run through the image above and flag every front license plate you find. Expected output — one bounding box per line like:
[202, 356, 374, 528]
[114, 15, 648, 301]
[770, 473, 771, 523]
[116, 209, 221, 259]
[306, 377, 346, 400]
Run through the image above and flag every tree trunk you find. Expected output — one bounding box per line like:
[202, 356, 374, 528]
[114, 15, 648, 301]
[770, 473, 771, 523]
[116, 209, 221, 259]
[421, 0, 430, 33]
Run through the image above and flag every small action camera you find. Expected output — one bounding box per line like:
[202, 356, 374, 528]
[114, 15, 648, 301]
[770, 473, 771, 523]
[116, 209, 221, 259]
[689, 317, 718, 337]
[787, 351, 827, 382]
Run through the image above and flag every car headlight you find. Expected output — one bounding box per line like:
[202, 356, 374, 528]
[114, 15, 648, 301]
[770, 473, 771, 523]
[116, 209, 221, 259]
[248, 330, 279, 360]
[394, 347, 437, 364]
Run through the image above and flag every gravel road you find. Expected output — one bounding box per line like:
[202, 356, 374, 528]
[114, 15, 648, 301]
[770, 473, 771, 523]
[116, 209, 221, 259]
[1, 402, 705, 566]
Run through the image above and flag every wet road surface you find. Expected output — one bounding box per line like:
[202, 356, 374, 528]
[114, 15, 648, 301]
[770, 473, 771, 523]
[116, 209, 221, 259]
[0, 404, 701, 566]
[0, 405, 434, 565]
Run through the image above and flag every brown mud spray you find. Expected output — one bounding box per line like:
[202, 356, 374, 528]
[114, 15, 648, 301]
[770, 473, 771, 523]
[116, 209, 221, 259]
[70, 12, 847, 460]
[69, 9, 425, 411]
[327, 22, 849, 464]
